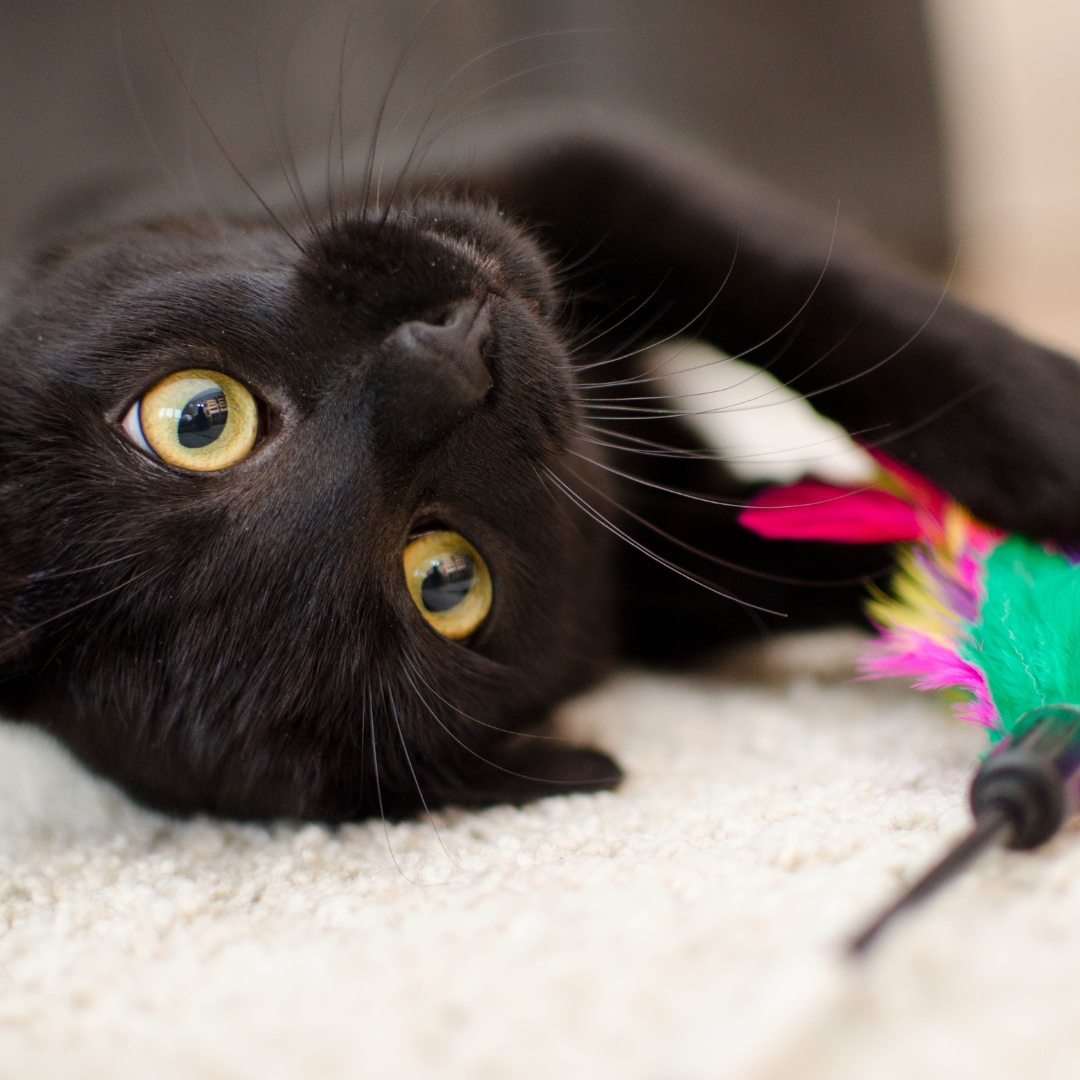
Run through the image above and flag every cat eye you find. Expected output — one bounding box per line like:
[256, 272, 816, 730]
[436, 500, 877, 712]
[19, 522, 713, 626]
[403, 530, 493, 640]
[121, 369, 259, 471]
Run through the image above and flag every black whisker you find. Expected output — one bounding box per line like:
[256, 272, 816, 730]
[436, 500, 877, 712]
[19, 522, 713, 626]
[154, 17, 303, 251]
[110, 2, 191, 213]
[253, 0, 316, 234]
[360, 0, 445, 217]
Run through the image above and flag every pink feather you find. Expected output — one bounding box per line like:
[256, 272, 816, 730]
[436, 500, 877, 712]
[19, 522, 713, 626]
[738, 480, 921, 543]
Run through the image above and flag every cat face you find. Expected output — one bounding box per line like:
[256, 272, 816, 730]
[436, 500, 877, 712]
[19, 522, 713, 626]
[0, 198, 620, 819]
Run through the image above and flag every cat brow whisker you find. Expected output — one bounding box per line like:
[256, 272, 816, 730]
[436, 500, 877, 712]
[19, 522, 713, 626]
[403, 58, 588, 194]
[537, 464, 784, 614]
[362, 0, 446, 217]
[252, 1, 317, 234]
[154, 19, 303, 252]
[379, 25, 618, 222]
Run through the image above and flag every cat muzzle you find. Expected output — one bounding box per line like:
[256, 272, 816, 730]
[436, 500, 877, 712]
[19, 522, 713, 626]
[369, 295, 494, 454]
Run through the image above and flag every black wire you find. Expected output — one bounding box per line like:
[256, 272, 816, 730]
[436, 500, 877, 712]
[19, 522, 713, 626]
[848, 808, 1012, 957]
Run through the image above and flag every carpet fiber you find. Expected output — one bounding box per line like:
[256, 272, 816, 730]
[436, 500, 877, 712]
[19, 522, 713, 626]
[2, 629, 1077, 1079]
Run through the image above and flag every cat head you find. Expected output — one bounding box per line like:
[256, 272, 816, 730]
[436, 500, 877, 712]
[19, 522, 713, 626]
[0, 197, 620, 819]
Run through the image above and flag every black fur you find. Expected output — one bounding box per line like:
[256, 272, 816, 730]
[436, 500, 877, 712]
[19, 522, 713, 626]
[3, 118, 1080, 820]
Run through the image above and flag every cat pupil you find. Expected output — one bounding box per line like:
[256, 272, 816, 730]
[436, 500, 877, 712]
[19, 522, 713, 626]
[421, 554, 475, 612]
[177, 390, 228, 448]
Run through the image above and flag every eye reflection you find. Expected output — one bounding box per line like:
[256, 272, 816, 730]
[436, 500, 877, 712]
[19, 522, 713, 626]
[421, 552, 476, 612]
[177, 389, 229, 448]
[404, 531, 492, 639]
[121, 368, 258, 471]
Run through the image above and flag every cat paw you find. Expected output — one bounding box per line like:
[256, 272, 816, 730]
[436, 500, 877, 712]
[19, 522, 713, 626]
[455, 741, 623, 806]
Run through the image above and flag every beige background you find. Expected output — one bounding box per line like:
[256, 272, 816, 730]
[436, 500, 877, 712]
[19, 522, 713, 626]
[930, 0, 1080, 353]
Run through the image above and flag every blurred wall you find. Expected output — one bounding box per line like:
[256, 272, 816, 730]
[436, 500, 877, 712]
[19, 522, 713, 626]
[0, 1, 947, 266]
[928, 0, 1080, 354]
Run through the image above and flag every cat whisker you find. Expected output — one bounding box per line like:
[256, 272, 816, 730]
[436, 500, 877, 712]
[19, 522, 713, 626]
[565, 448, 877, 512]
[363, 0, 448, 218]
[384, 677, 460, 871]
[153, 17, 303, 251]
[563, 461, 889, 588]
[573, 314, 859, 427]
[575, 322, 804, 398]
[577, 424, 884, 467]
[403, 57, 588, 197]
[564, 271, 673, 360]
[572, 204, 838, 381]
[567, 238, 742, 371]
[405, 659, 562, 741]
[570, 286, 720, 373]
[369, 674, 420, 885]
[22, 549, 147, 584]
[856, 384, 984, 449]
[252, 2, 317, 235]
[536, 463, 784, 614]
[110, 4, 192, 217]
[784, 274, 957, 406]
[10, 563, 169, 646]
[327, 2, 358, 228]
[401, 661, 596, 787]
[380, 26, 616, 221]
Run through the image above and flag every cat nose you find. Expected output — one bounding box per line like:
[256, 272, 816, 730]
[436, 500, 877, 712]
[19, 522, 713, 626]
[369, 296, 494, 454]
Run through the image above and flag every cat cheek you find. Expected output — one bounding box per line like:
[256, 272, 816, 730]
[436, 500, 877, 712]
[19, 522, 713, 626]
[120, 400, 153, 456]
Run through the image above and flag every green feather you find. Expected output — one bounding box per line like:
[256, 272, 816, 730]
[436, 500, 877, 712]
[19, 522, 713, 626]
[964, 537, 1080, 740]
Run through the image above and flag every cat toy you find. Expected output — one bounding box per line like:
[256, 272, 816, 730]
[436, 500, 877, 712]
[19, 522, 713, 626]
[739, 451, 1080, 955]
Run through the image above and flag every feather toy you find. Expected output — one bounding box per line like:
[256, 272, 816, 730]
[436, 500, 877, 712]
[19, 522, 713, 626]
[739, 450, 1080, 953]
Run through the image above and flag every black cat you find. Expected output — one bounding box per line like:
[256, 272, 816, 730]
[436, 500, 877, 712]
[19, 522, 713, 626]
[2, 114, 1080, 820]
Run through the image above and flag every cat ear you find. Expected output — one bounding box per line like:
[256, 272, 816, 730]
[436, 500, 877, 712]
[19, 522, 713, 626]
[453, 739, 622, 806]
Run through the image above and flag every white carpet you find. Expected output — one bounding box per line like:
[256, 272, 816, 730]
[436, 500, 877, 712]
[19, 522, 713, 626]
[4, 628, 1079, 1080]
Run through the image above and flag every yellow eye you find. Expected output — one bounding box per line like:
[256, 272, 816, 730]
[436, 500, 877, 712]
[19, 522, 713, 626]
[123, 369, 258, 471]
[403, 531, 492, 640]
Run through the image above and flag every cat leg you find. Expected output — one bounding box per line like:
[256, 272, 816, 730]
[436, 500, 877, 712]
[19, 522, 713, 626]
[471, 117, 1080, 541]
